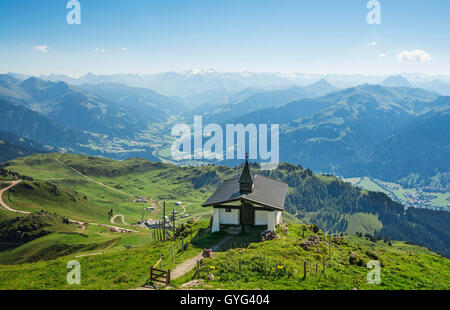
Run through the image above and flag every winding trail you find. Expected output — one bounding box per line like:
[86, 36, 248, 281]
[180, 202, 191, 215]
[111, 214, 128, 225]
[0, 180, 29, 214]
[0, 180, 138, 233]
[170, 253, 204, 280]
[138, 235, 231, 290]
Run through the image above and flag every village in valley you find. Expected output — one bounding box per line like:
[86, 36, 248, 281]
[345, 177, 450, 212]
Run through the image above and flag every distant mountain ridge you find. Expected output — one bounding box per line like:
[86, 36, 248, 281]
[78, 82, 185, 114]
[0, 98, 87, 148]
[372, 97, 450, 184]
[382, 75, 412, 87]
[35, 71, 450, 97]
[211, 84, 445, 183]
[0, 75, 188, 138]
[0, 131, 48, 163]
[190, 80, 339, 123]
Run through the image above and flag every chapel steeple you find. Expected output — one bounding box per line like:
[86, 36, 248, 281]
[239, 154, 254, 193]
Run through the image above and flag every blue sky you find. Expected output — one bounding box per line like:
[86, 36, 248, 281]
[0, 0, 449, 76]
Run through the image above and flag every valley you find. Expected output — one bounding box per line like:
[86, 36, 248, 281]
[1, 73, 448, 193]
[346, 177, 450, 211]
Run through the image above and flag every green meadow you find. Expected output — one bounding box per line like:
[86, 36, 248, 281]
[171, 223, 450, 290]
[0, 153, 448, 290]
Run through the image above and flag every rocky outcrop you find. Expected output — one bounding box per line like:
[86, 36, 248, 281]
[261, 230, 280, 241]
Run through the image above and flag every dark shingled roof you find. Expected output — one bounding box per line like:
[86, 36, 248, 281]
[202, 174, 288, 211]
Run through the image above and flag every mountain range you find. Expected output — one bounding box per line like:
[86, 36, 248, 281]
[0, 76, 145, 138]
[29, 71, 450, 97]
[0, 73, 449, 189]
[191, 79, 339, 124]
[372, 98, 450, 184]
[216, 84, 447, 185]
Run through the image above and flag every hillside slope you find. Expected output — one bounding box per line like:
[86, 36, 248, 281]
[0, 99, 88, 148]
[226, 85, 443, 180]
[0, 131, 48, 163]
[2, 153, 449, 257]
[372, 97, 450, 184]
[174, 223, 450, 290]
[0, 221, 447, 290]
[3, 180, 110, 223]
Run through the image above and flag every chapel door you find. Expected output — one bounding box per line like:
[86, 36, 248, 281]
[240, 204, 255, 225]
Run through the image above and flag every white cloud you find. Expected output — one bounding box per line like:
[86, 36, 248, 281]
[122, 48, 127, 52]
[94, 48, 105, 53]
[397, 50, 431, 63]
[362, 42, 377, 48]
[34, 45, 48, 53]
[378, 53, 386, 58]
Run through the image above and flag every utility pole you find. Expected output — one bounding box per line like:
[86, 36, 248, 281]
[172, 209, 176, 238]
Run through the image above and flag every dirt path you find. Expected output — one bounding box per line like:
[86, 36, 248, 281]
[75, 252, 102, 258]
[54, 158, 134, 197]
[0, 180, 138, 233]
[0, 180, 30, 214]
[170, 253, 203, 280]
[69, 219, 138, 233]
[138, 234, 230, 289]
[180, 202, 191, 215]
[111, 214, 127, 225]
[170, 235, 231, 280]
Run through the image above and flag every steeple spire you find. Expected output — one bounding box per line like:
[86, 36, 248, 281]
[239, 154, 254, 193]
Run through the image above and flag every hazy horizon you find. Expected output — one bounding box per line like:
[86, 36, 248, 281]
[5, 70, 450, 79]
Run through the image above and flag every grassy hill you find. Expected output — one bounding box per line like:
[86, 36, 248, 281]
[0, 152, 448, 290]
[0, 221, 223, 289]
[1, 153, 449, 257]
[171, 223, 449, 290]
[0, 211, 75, 242]
[3, 181, 111, 223]
[0, 231, 118, 265]
[0, 221, 447, 290]
[0, 131, 49, 163]
[1, 153, 232, 225]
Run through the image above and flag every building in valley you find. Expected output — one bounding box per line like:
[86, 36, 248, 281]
[202, 157, 288, 232]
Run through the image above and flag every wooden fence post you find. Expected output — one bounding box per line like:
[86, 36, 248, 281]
[163, 201, 166, 242]
[171, 243, 174, 261]
[167, 270, 171, 285]
[329, 235, 332, 260]
[303, 260, 307, 278]
[196, 261, 200, 279]
[159, 223, 161, 242]
[156, 224, 159, 242]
